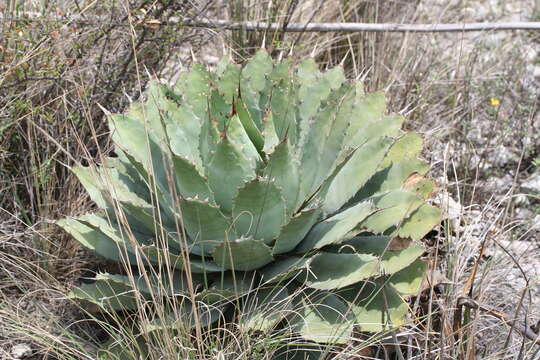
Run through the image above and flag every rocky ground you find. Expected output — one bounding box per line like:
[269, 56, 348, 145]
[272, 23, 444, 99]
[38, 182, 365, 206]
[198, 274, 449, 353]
[413, 0, 540, 357]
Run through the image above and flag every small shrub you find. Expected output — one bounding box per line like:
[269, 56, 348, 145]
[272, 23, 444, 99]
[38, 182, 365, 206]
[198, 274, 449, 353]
[58, 50, 440, 356]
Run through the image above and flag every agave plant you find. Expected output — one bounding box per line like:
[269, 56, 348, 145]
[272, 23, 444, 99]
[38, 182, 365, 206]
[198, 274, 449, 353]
[58, 51, 439, 346]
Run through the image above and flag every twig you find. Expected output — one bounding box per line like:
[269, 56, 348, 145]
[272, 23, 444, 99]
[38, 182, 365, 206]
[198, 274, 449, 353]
[456, 297, 540, 346]
[2, 11, 540, 33]
[179, 19, 540, 33]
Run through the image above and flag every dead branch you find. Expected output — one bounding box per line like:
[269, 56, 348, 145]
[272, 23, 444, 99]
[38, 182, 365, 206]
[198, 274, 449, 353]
[2, 11, 540, 33]
[456, 296, 540, 346]
[179, 19, 540, 33]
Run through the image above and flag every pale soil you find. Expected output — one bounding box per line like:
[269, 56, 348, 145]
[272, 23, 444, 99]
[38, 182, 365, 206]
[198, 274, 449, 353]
[413, 0, 540, 357]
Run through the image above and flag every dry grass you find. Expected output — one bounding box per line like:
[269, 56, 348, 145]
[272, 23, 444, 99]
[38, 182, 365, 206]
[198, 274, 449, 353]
[1, 0, 539, 359]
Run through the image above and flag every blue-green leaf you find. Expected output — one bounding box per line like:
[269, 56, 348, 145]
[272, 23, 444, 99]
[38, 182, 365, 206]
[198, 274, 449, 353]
[207, 137, 255, 214]
[297, 201, 374, 252]
[273, 208, 320, 255]
[212, 237, 274, 271]
[232, 178, 286, 244]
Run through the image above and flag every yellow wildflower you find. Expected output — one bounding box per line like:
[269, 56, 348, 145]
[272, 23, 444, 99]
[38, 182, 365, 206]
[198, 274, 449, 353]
[490, 97, 500, 106]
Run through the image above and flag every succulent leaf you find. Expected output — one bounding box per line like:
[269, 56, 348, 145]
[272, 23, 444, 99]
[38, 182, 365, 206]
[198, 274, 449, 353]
[322, 66, 346, 90]
[360, 190, 424, 234]
[212, 237, 274, 271]
[69, 273, 144, 311]
[388, 259, 427, 295]
[305, 252, 379, 290]
[239, 286, 291, 332]
[397, 204, 441, 240]
[263, 140, 301, 215]
[262, 111, 281, 155]
[201, 117, 222, 167]
[210, 90, 232, 131]
[380, 131, 423, 168]
[404, 175, 437, 199]
[346, 115, 404, 154]
[268, 72, 296, 141]
[337, 236, 425, 274]
[290, 292, 354, 344]
[260, 257, 310, 285]
[234, 96, 265, 151]
[108, 114, 162, 179]
[297, 201, 373, 252]
[76, 213, 151, 248]
[57, 218, 136, 264]
[171, 154, 214, 202]
[240, 51, 273, 129]
[216, 60, 241, 105]
[140, 246, 224, 274]
[108, 114, 176, 217]
[71, 166, 108, 208]
[142, 301, 224, 334]
[178, 197, 235, 255]
[355, 158, 429, 200]
[297, 60, 328, 123]
[175, 63, 212, 116]
[197, 272, 255, 304]
[101, 154, 151, 203]
[207, 137, 255, 213]
[310, 90, 355, 193]
[92, 272, 195, 298]
[323, 137, 393, 214]
[166, 105, 204, 172]
[78, 167, 173, 233]
[233, 178, 287, 243]
[344, 92, 387, 147]
[242, 51, 273, 93]
[272, 208, 320, 255]
[338, 282, 409, 332]
[227, 114, 262, 168]
[299, 104, 338, 199]
[140, 81, 174, 142]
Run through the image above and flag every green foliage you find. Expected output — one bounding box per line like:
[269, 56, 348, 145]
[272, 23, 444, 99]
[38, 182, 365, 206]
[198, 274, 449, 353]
[58, 51, 440, 349]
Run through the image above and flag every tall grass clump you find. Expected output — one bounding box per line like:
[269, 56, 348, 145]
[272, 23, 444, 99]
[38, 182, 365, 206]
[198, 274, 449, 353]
[1, 1, 211, 357]
[0, 0, 202, 269]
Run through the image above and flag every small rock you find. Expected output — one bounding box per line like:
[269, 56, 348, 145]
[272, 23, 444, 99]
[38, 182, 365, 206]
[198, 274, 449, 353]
[521, 173, 540, 193]
[485, 33, 506, 49]
[525, 49, 537, 62]
[533, 215, 540, 230]
[515, 207, 532, 220]
[534, 66, 540, 79]
[202, 55, 219, 65]
[513, 194, 529, 206]
[469, 154, 488, 170]
[488, 146, 518, 168]
[485, 174, 514, 195]
[11, 344, 32, 359]
[498, 240, 535, 256]
[434, 192, 462, 230]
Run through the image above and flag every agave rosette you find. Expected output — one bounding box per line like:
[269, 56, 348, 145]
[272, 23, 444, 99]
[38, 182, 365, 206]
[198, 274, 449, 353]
[58, 51, 440, 343]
